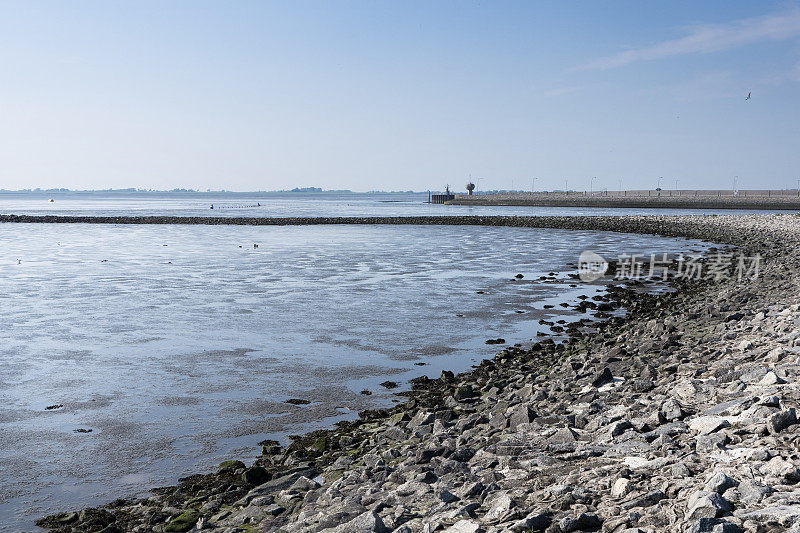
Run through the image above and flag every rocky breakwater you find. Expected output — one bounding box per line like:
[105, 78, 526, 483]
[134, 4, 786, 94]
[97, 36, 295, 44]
[447, 193, 800, 210]
[36, 214, 800, 533]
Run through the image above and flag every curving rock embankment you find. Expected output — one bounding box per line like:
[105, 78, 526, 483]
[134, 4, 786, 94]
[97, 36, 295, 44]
[31, 214, 800, 532]
[0, 213, 797, 246]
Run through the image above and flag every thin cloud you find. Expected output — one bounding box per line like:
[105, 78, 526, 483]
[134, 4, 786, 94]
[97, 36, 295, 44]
[543, 85, 583, 97]
[578, 7, 800, 71]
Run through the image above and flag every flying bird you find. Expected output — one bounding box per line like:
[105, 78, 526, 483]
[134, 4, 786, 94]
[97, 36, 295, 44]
[745, 92, 751, 101]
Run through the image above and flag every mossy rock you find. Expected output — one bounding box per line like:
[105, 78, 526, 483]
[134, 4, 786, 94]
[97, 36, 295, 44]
[164, 510, 200, 532]
[325, 469, 346, 481]
[388, 412, 408, 425]
[37, 508, 116, 531]
[35, 512, 79, 529]
[453, 384, 475, 400]
[242, 466, 271, 485]
[57, 512, 79, 524]
[217, 460, 246, 472]
[260, 439, 283, 455]
[310, 437, 328, 453]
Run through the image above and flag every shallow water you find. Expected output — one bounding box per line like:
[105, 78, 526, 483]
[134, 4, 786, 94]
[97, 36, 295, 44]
[0, 214, 714, 530]
[0, 191, 795, 218]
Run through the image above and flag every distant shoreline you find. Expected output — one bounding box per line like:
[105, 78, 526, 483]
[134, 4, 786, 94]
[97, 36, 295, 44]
[448, 192, 800, 210]
[0, 190, 422, 196]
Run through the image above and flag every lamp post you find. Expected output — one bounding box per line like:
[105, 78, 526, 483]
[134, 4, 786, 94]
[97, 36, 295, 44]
[531, 177, 538, 195]
[590, 176, 597, 195]
[733, 175, 738, 196]
[618, 178, 623, 196]
[657, 176, 663, 190]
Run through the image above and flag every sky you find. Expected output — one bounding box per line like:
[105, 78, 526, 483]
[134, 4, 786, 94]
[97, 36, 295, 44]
[1, 1, 799, 192]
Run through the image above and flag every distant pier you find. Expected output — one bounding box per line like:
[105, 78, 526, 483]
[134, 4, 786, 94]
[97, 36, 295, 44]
[429, 185, 455, 204]
[430, 193, 455, 204]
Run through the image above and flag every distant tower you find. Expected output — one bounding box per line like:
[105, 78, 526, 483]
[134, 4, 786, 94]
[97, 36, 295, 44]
[466, 182, 475, 195]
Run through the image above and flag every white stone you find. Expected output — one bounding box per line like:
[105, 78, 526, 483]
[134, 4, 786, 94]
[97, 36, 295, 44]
[611, 478, 633, 498]
[688, 416, 730, 435]
[443, 520, 483, 533]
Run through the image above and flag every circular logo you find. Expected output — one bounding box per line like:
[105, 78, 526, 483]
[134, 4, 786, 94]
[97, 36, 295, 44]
[578, 250, 608, 282]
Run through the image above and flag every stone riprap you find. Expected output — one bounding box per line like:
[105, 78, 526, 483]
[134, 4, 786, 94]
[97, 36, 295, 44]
[0, 214, 796, 249]
[29, 214, 800, 532]
[448, 193, 800, 210]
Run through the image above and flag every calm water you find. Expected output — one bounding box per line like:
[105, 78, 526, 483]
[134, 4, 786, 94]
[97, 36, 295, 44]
[0, 190, 795, 218]
[0, 196, 717, 530]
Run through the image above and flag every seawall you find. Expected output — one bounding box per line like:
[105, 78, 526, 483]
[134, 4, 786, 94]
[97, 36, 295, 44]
[448, 194, 800, 210]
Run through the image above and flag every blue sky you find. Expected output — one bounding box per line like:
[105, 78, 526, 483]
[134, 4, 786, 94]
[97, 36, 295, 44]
[1, 1, 799, 192]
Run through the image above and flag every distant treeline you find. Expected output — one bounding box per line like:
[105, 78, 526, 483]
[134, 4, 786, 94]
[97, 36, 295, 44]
[0, 188, 432, 195]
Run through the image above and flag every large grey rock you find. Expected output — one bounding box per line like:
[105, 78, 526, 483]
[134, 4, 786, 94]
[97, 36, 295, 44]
[758, 395, 781, 407]
[621, 490, 665, 510]
[509, 511, 551, 532]
[687, 518, 742, 533]
[759, 370, 785, 385]
[737, 479, 773, 503]
[483, 492, 515, 522]
[456, 481, 484, 499]
[661, 399, 685, 421]
[438, 489, 459, 503]
[672, 462, 691, 478]
[689, 416, 730, 435]
[558, 512, 601, 532]
[738, 339, 753, 352]
[290, 475, 320, 491]
[241, 468, 315, 501]
[696, 432, 728, 452]
[409, 411, 434, 428]
[705, 472, 738, 494]
[362, 454, 384, 469]
[508, 403, 536, 429]
[686, 491, 731, 520]
[605, 420, 634, 438]
[547, 427, 579, 444]
[322, 510, 388, 533]
[767, 408, 797, 434]
[591, 368, 613, 388]
[738, 505, 800, 527]
[443, 519, 484, 533]
[611, 477, 632, 498]
[761, 456, 800, 481]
